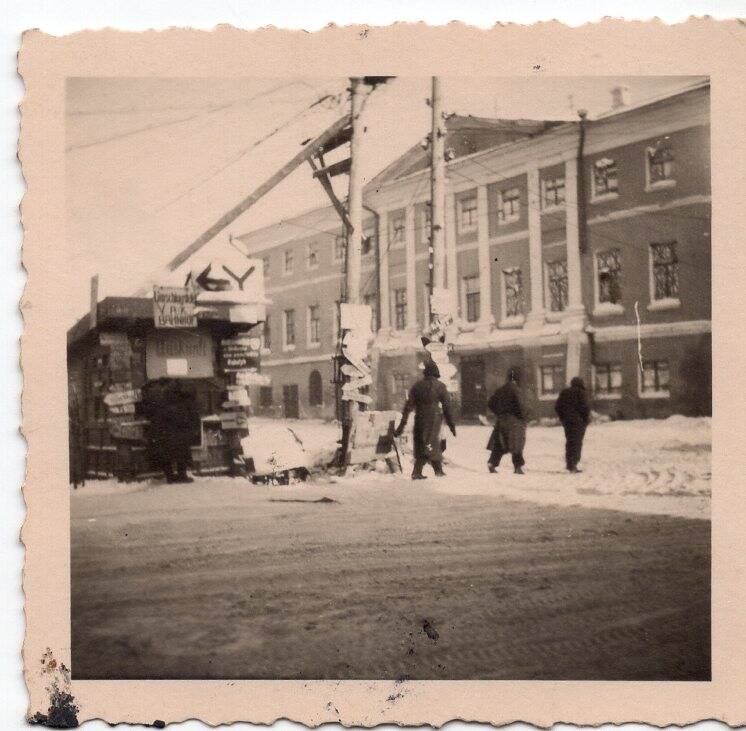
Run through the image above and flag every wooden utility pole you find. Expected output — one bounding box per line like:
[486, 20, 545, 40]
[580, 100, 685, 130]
[430, 77, 447, 299]
[346, 77, 364, 305]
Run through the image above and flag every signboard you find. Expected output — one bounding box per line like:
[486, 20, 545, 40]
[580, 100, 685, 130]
[430, 287, 453, 317]
[220, 411, 248, 430]
[220, 336, 261, 373]
[109, 419, 147, 441]
[146, 330, 214, 379]
[170, 248, 266, 306]
[99, 332, 129, 347]
[103, 389, 141, 407]
[235, 371, 271, 387]
[153, 285, 198, 328]
[348, 410, 400, 467]
[340, 303, 372, 333]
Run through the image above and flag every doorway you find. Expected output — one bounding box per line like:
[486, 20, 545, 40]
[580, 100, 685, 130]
[461, 357, 486, 419]
[283, 384, 300, 419]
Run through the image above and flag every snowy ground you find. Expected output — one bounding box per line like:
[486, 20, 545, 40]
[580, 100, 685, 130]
[251, 415, 712, 520]
[70, 415, 711, 679]
[75, 416, 711, 520]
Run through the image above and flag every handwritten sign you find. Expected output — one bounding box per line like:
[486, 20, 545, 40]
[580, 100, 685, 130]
[220, 336, 260, 373]
[235, 371, 271, 387]
[104, 389, 141, 407]
[153, 285, 197, 328]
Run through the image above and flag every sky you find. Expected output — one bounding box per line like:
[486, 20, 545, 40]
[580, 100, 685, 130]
[65, 75, 705, 326]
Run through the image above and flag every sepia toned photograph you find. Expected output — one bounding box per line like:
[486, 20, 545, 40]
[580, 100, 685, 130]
[64, 74, 711, 682]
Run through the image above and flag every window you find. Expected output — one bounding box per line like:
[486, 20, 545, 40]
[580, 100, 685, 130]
[307, 243, 319, 269]
[591, 158, 619, 199]
[393, 288, 407, 330]
[363, 293, 379, 332]
[334, 234, 346, 263]
[646, 140, 675, 189]
[307, 305, 320, 346]
[261, 318, 271, 351]
[462, 275, 480, 323]
[542, 176, 565, 210]
[502, 267, 524, 320]
[283, 249, 294, 274]
[594, 363, 623, 399]
[283, 309, 295, 349]
[545, 260, 568, 313]
[458, 196, 478, 233]
[389, 214, 405, 248]
[650, 241, 680, 304]
[640, 359, 670, 398]
[392, 372, 409, 395]
[498, 187, 521, 224]
[539, 364, 564, 398]
[308, 370, 323, 406]
[596, 248, 622, 305]
[262, 256, 270, 276]
[259, 386, 273, 407]
[361, 227, 377, 257]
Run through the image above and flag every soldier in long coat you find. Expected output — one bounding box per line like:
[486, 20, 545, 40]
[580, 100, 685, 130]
[394, 359, 456, 480]
[486, 367, 527, 474]
[555, 376, 591, 473]
[161, 381, 200, 483]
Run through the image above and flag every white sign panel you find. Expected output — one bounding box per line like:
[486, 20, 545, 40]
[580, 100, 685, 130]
[340, 303, 372, 333]
[153, 286, 198, 328]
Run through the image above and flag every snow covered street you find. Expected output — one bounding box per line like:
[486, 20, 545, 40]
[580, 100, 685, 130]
[262, 416, 711, 520]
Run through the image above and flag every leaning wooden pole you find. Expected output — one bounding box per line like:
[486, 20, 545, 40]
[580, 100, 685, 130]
[164, 113, 352, 274]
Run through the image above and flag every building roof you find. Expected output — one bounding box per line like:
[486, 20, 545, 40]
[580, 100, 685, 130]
[368, 115, 565, 187]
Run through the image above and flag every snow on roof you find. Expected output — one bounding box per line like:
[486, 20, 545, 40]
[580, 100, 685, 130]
[368, 115, 565, 187]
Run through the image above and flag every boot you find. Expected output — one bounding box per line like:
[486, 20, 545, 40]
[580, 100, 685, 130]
[514, 466, 525, 475]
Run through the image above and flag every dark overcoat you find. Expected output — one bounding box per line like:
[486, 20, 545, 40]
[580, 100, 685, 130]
[486, 381, 527, 456]
[555, 383, 591, 427]
[399, 376, 455, 461]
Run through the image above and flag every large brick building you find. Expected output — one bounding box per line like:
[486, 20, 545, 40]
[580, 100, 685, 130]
[236, 80, 711, 421]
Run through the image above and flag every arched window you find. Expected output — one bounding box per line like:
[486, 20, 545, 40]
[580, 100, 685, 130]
[308, 370, 323, 407]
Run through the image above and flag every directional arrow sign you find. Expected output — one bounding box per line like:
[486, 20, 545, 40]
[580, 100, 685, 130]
[192, 263, 231, 292]
[342, 392, 373, 405]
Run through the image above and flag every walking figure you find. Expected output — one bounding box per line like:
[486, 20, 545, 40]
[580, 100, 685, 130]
[394, 359, 456, 480]
[486, 367, 527, 474]
[555, 376, 591, 473]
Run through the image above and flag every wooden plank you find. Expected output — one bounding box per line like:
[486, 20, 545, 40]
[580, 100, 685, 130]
[165, 113, 352, 273]
[312, 157, 351, 179]
[319, 125, 352, 154]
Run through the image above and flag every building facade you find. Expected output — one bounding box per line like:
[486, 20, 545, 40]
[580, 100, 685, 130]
[237, 81, 711, 422]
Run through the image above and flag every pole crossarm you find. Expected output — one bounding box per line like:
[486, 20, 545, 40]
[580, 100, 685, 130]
[308, 157, 353, 233]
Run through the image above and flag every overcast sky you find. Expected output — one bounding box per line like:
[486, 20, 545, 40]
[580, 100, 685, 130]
[65, 75, 704, 326]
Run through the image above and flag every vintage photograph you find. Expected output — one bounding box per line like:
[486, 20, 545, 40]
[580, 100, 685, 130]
[65, 75, 711, 681]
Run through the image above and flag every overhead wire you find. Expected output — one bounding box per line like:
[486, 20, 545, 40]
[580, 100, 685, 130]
[65, 80, 322, 153]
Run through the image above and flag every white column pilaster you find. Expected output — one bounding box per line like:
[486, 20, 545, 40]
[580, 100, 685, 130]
[404, 205, 417, 333]
[564, 157, 584, 315]
[476, 185, 494, 332]
[377, 209, 391, 335]
[526, 163, 545, 328]
[563, 156, 588, 379]
[444, 192, 458, 319]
